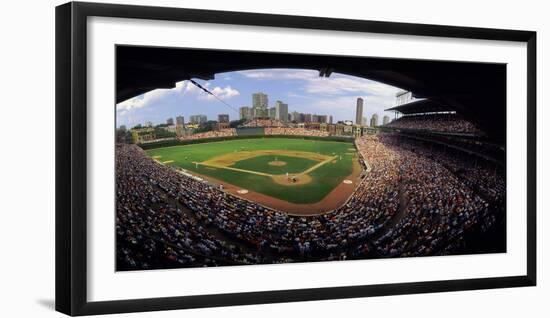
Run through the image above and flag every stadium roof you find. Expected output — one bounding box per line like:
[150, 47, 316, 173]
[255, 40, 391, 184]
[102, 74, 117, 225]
[117, 46, 506, 144]
[385, 99, 455, 114]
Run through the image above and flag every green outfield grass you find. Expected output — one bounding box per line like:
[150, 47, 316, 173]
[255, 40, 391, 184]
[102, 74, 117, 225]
[145, 138, 356, 204]
[230, 155, 318, 175]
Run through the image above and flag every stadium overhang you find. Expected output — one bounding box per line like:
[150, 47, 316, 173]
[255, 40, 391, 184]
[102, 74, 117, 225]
[117, 46, 506, 144]
[385, 99, 456, 114]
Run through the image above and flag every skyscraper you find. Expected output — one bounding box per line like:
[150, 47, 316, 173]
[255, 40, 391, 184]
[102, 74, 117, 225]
[239, 106, 252, 120]
[252, 92, 268, 108]
[290, 111, 300, 122]
[356, 97, 364, 125]
[175, 116, 185, 137]
[370, 114, 379, 127]
[329, 115, 333, 124]
[166, 118, 174, 126]
[383, 115, 390, 125]
[268, 107, 276, 119]
[189, 114, 207, 125]
[274, 100, 289, 122]
[317, 115, 328, 123]
[252, 92, 268, 118]
[218, 114, 230, 123]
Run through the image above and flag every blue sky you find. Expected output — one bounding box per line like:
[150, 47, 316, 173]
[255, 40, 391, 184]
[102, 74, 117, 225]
[116, 69, 402, 128]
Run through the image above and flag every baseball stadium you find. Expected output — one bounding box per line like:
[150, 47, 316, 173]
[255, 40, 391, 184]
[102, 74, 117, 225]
[115, 46, 506, 271]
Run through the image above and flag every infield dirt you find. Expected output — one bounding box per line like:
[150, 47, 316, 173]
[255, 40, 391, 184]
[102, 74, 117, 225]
[187, 159, 363, 215]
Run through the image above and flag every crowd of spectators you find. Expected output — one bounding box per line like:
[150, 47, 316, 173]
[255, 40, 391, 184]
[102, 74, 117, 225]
[383, 134, 505, 204]
[180, 128, 236, 141]
[116, 144, 263, 270]
[386, 113, 480, 133]
[265, 127, 329, 137]
[241, 118, 284, 127]
[116, 130, 505, 269]
[371, 134, 493, 257]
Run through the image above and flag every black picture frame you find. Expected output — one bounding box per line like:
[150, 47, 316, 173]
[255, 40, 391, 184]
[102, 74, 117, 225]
[55, 1, 537, 316]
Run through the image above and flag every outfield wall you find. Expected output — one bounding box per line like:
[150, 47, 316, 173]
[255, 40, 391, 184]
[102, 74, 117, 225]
[137, 134, 355, 150]
[236, 127, 265, 136]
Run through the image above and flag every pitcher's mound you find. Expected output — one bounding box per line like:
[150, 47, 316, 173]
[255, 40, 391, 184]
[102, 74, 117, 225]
[268, 161, 287, 166]
[272, 174, 312, 186]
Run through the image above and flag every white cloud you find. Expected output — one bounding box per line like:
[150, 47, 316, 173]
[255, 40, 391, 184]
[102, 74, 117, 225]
[116, 88, 170, 112]
[238, 69, 316, 80]
[198, 85, 240, 101]
[312, 94, 394, 114]
[238, 69, 401, 98]
[116, 80, 240, 112]
[303, 76, 400, 97]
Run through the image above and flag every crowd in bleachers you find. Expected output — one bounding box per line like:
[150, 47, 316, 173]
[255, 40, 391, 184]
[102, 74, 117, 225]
[371, 134, 494, 257]
[241, 118, 284, 127]
[116, 131, 505, 269]
[383, 134, 505, 204]
[180, 128, 236, 141]
[116, 144, 263, 269]
[265, 127, 329, 137]
[386, 113, 480, 133]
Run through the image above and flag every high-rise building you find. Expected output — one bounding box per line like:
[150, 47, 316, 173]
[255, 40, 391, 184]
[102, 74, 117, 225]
[362, 117, 368, 126]
[356, 97, 364, 125]
[329, 115, 333, 124]
[274, 100, 289, 122]
[218, 114, 230, 123]
[252, 92, 268, 108]
[268, 107, 276, 119]
[304, 113, 312, 123]
[175, 116, 185, 137]
[252, 92, 268, 118]
[290, 111, 300, 122]
[383, 115, 390, 125]
[166, 118, 174, 126]
[189, 114, 207, 125]
[239, 106, 252, 120]
[370, 114, 379, 127]
[317, 115, 327, 123]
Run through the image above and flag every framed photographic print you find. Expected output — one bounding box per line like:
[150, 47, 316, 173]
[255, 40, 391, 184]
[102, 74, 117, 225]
[55, 1, 536, 316]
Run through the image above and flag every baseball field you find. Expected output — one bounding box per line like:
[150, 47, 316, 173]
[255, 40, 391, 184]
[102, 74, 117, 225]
[146, 137, 360, 211]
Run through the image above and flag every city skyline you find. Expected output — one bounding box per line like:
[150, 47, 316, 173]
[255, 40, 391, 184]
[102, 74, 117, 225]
[116, 69, 401, 128]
